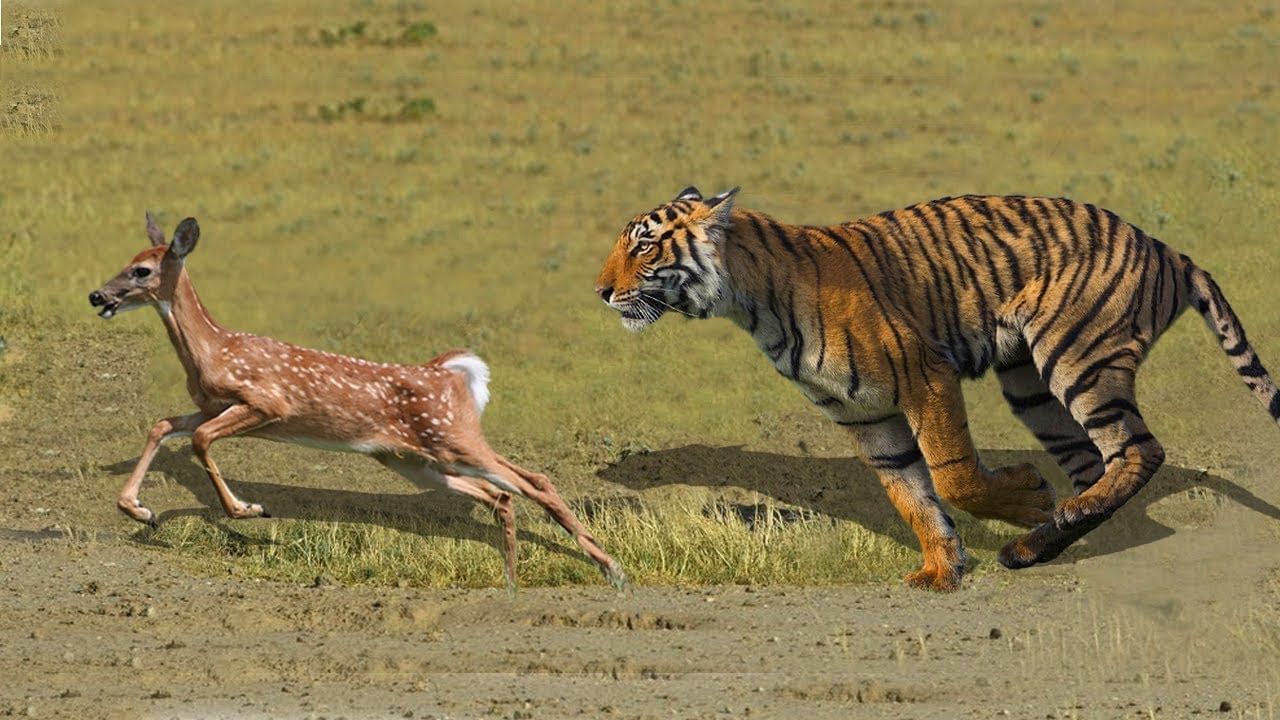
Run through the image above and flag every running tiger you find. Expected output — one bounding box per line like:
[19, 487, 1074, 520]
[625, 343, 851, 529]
[594, 187, 1277, 591]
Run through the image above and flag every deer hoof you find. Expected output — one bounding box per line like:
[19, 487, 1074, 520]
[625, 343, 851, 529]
[605, 562, 628, 592]
[238, 503, 267, 519]
[119, 499, 157, 527]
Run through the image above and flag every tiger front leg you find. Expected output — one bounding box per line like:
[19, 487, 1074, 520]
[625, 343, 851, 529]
[843, 414, 967, 591]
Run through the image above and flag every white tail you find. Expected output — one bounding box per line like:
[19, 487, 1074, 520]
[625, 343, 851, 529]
[88, 213, 626, 590]
[442, 352, 491, 414]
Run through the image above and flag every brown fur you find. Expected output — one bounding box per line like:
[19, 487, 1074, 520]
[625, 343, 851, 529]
[92, 214, 625, 589]
[596, 188, 1278, 590]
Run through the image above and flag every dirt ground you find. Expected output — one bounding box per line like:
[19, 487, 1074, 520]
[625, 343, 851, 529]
[0, 513, 1275, 720]
[3, 450, 1279, 719]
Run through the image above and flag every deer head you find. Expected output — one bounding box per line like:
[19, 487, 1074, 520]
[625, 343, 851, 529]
[89, 213, 199, 319]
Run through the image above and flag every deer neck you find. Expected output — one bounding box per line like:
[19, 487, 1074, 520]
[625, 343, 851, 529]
[157, 269, 227, 387]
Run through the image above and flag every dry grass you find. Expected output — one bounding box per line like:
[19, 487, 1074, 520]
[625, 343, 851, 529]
[1, 4, 61, 135]
[1, 1, 1278, 588]
[1, 4, 60, 58]
[146, 488, 988, 588]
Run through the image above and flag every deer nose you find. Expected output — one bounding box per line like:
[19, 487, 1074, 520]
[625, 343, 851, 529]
[595, 285, 614, 303]
[89, 291, 106, 307]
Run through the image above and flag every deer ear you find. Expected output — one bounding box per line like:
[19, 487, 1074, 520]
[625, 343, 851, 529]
[145, 211, 166, 247]
[674, 186, 703, 202]
[168, 217, 200, 259]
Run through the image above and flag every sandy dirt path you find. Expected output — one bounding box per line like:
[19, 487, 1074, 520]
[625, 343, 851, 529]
[2, 491, 1277, 720]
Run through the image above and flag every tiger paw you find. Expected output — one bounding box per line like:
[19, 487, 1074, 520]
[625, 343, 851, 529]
[905, 540, 966, 592]
[999, 520, 1091, 569]
[1053, 494, 1111, 530]
[904, 564, 963, 592]
[977, 464, 1055, 527]
[997, 532, 1041, 569]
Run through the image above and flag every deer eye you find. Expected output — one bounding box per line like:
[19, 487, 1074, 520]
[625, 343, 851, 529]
[132, 267, 152, 279]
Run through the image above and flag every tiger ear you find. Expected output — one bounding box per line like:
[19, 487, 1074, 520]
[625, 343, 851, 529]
[700, 186, 740, 227]
[704, 186, 739, 210]
[674, 186, 702, 202]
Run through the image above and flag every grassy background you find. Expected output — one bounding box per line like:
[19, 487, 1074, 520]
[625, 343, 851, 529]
[1, 0, 1278, 587]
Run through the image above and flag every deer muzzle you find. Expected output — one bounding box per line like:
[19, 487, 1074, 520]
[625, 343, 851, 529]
[89, 290, 120, 319]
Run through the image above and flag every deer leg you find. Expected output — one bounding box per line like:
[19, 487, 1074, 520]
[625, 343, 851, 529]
[437, 475, 518, 590]
[119, 412, 209, 526]
[489, 456, 627, 590]
[376, 455, 518, 589]
[495, 492, 516, 590]
[190, 405, 274, 519]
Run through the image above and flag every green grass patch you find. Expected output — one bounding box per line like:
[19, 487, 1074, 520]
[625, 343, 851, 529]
[312, 18, 437, 47]
[145, 486, 1024, 588]
[313, 95, 436, 123]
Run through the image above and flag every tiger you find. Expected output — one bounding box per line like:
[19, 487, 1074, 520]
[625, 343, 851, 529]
[594, 186, 1279, 591]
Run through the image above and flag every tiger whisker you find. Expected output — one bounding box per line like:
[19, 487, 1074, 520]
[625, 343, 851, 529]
[638, 297, 662, 323]
[636, 297, 668, 323]
[640, 292, 697, 318]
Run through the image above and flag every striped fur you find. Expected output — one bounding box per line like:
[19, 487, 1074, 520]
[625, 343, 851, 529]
[596, 187, 1278, 591]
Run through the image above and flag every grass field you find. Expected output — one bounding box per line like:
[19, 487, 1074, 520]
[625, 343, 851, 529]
[4, 3, 1280, 717]
[2, 1, 1279, 589]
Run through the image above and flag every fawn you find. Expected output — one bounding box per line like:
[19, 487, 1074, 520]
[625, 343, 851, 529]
[89, 213, 626, 589]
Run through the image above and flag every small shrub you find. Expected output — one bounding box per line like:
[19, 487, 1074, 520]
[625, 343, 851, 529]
[313, 96, 435, 124]
[912, 10, 941, 28]
[399, 20, 438, 45]
[312, 18, 437, 47]
[397, 97, 436, 121]
[317, 97, 367, 122]
[319, 21, 367, 46]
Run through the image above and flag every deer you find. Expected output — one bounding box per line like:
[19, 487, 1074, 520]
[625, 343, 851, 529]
[88, 213, 627, 590]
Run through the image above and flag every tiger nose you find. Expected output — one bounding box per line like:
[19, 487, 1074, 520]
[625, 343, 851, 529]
[595, 285, 614, 303]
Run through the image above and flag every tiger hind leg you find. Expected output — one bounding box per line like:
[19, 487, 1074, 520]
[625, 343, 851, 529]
[996, 349, 1105, 495]
[999, 341, 1165, 569]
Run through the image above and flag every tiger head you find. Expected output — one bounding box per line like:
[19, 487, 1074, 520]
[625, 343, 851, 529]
[595, 185, 740, 331]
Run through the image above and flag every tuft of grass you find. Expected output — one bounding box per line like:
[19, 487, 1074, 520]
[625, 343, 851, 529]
[396, 96, 436, 121]
[319, 20, 367, 46]
[399, 20, 438, 45]
[313, 95, 435, 123]
[317, 97, 367, 122]
[1, 8, 61, 58]
[1, 86, 58, 134]
[312, 18, 437, 47]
